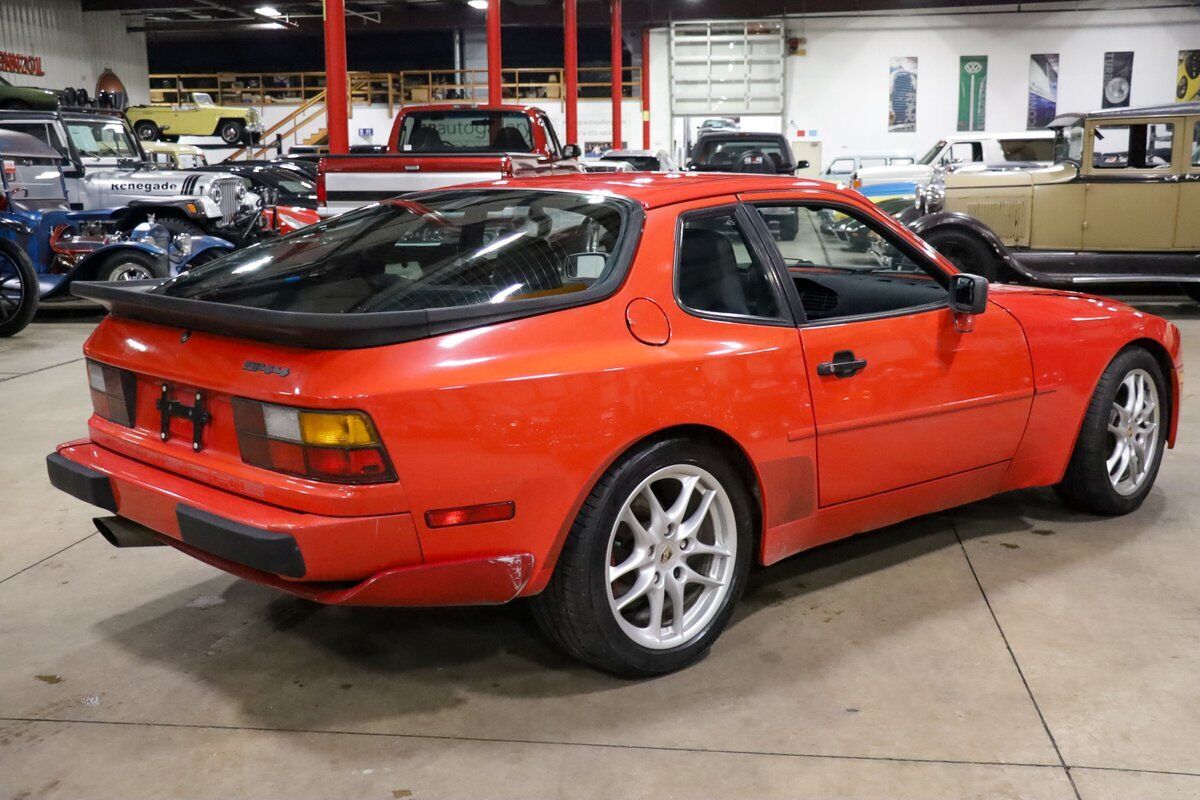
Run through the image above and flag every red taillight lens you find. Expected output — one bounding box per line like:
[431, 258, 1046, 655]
[86, 359, 137, 427]
[425, 501, 515, 529]
[316, 162, 327, 206]
[231, 398, 395, 484]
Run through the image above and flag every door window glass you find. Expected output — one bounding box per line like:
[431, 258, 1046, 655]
[858, 157, 888, 168]
[752, 203, 948, 323]
[826, 158, 854, 175]
[676, 211, 783, 320]
[1092, 123, 1174, 169]
[946, 142, 981, 164]
[1191, 122, 1199, 167]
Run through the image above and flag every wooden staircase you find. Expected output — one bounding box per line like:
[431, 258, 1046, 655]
[227, 79, 366, 160]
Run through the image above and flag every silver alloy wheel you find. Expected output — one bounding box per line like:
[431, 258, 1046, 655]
[110, 262, 154, 281]
[605, 464, 737, 650]
[1106, 368, 1160, 496]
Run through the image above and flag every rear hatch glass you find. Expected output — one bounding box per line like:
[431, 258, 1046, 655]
[154, 189, 631, 315]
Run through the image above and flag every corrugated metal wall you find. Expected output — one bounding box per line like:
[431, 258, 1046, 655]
[0, 0, 149, 102]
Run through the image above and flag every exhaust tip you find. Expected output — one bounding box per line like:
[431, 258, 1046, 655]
[93, 516, 165, 548]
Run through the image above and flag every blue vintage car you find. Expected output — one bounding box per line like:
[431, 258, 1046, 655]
[0, 130, 234, 337]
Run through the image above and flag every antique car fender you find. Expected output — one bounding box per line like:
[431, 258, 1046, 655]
[909, 210, 1041, 282]
[41, 240, 168, 299]
[178, 235, 235, 268]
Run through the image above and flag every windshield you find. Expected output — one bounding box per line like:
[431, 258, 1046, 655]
[603, 154, 659, 171]
[918, 141, 947, 165]
[1054, 123, 1084, 163]
[2, 156, 67, 208]
[65, 118, 142, 162]
[694, 138, 789, 169]
[397, 111, 535, 153]
[192, 93, 215, 106]
[155, 189, 629, 314]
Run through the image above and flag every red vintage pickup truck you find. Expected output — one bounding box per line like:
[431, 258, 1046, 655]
[317, 104, 583, 213]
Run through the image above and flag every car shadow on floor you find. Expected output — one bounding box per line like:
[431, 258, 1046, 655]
[93, 485, 1163, 732]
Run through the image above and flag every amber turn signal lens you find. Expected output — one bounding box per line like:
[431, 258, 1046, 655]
[298, 411, 377, 447]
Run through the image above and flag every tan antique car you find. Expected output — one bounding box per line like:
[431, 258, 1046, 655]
[126, 92, 262, 145]
[906, 102, 1200, 302]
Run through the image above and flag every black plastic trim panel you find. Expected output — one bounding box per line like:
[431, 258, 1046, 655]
[46, 453, 118, 512]
[176, 505, 306, 578]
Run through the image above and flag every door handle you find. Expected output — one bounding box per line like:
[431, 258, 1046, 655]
[817, 350, 868, 378]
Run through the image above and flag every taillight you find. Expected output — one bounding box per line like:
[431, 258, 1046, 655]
[231, 399, 395, 484]
[316, 161, 327, 206]
[87, 359, 137, 427]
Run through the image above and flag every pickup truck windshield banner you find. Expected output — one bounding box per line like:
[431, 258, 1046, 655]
[1028, 54, 1059, 129]
[888, 57, 917, 133]
[1102, 51, 1134, 108]
[958, 56, 988, 132]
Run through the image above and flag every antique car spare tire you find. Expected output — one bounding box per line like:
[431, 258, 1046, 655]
[95, 250, 168, 283]
[0, 242, 39, 338]
[531, 437, 753, 677]
[1056, 347, 1168, 516]
[922, 228, 997, 282]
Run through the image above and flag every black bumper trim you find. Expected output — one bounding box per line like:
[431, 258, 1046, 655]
[46, 453, 118, 512]
[176, 505, 306, 578]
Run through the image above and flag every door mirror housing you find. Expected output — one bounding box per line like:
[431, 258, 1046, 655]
[949, 273, 988, 315]
[562, 143, 582, 159]
[794, 160, 810, 172]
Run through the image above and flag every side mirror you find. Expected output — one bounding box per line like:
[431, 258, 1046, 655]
[794, 160, 810, 171]
[562, 143, 582, 159]
[949, 273, 988, 329]
[565, 252, 607, 279]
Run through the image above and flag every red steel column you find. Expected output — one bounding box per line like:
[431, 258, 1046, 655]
[610, 0, 622, 149]
[640, 27, 650, 149]
[323, 0, 349, 154]
[564, 0, 578, 144]
[487, 0, 502, 103]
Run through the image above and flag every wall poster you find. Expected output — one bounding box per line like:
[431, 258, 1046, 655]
[1177, 50, 1200, 102]
[1102, 51, 1134, 108]
[957, 56, 988, 131]
[1027, 54, 1060, 129]
[888, 57, 918, 132]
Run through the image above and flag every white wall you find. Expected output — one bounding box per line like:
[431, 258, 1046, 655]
[785, 6, 1200, 169]
[0, 0, 149, 103]
[645, 6, 1200, 170]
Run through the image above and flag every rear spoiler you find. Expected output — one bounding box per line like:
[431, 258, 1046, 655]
[71, 273, 596, 350]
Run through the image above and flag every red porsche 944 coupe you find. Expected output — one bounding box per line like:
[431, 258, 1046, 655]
[48, 173, 1182, 676]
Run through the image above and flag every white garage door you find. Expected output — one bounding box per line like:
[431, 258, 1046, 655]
[669, 20, 786, 117]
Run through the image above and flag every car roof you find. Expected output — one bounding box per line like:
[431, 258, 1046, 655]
[695, 131, 787, 141]
[829, 151, 913, 159]
[0, 129, 61, 159]
[1055, 102, 1200, 123]
[472, 172, 836, 209]
[400, 103, 546, 115]
[939, 130, 1055, 140]
[604, 149, 659, 157]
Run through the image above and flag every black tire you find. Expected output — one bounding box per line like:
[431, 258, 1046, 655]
[923, 227, 998, 282]
[94, 250, 169, 283]
[0, 244, 39, 338]
[156, 217, 207, 238]
[1055, 347, 1168, 516]
[133, 120, 160, 141]
[1180, 284, 1200, 304]
[531, 437, 754, 677]
[218, 119, 246, 145]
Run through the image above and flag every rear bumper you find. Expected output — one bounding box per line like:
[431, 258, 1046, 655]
[47, 442, 533, 606]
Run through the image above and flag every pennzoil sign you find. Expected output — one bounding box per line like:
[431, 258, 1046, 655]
[0, 51, 45, 77]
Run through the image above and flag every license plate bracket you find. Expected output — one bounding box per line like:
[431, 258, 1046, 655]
[156, 383, 211, 452]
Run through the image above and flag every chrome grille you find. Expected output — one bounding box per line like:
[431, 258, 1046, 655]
[211, 178, 241, 226]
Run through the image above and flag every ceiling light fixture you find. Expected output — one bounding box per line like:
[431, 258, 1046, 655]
[467, 0, 489, 9]
[254, 5, 282, 17]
